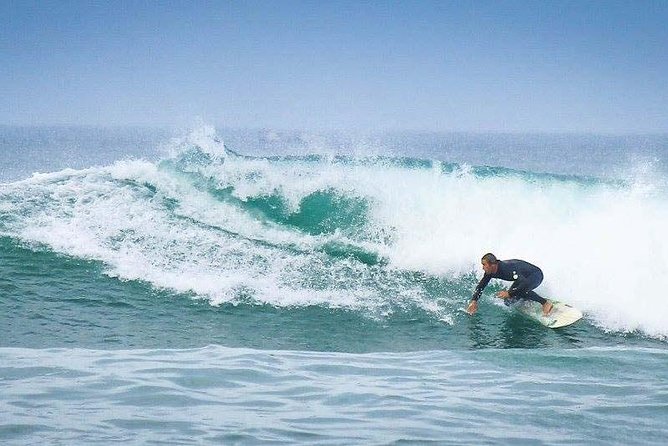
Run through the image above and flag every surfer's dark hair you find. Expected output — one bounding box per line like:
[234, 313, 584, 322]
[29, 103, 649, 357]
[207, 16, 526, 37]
[481, 253, 498, 264]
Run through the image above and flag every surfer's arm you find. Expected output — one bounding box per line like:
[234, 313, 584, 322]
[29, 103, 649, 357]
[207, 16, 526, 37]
[471, 274, 491, 301]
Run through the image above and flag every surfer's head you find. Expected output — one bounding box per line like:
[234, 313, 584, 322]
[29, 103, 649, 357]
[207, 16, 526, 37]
[481, 253, 499, 274]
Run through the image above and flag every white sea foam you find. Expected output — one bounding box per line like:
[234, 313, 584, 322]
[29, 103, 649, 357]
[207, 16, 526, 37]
[0, 156, 428, 318]
[370, 165, 668, 337]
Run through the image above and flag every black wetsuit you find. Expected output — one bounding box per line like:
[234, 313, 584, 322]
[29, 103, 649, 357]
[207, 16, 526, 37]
[472, 259, 546, 305]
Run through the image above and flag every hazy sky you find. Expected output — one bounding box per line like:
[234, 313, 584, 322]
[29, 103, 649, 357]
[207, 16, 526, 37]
[2, 1, 667, 132]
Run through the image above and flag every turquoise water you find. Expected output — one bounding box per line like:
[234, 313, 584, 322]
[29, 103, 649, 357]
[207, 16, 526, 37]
[1, 126, 667, 444]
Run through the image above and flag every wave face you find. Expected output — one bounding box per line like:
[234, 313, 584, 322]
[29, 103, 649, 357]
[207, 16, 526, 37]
[1, 126, 668, 341]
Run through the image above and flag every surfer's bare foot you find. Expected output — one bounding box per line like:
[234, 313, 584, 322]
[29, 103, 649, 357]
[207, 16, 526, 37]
[542, 301, 553, 316]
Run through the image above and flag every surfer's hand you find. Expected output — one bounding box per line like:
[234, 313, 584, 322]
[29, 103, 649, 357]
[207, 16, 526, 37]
[497, 290, 510, 299]
[466, 300, 478, 315]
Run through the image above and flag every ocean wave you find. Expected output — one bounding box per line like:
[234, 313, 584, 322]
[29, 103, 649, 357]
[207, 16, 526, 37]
[1, 126, 668, 339]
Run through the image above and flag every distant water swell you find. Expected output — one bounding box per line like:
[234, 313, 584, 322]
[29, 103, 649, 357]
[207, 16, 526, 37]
[1, 345, 666, 445]
[2, 127, 668, 340]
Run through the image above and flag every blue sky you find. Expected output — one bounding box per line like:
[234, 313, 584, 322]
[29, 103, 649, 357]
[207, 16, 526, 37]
[2, 0, 667, 132]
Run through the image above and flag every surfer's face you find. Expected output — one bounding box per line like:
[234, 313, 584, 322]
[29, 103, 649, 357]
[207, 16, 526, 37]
[482, 260, 497, 274]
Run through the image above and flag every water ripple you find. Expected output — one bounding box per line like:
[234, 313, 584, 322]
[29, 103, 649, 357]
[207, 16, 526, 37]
[1, 346, 667, 445]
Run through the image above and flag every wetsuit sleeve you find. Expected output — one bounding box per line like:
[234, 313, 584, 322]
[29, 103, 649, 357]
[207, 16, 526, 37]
[472, 274, 491, 301]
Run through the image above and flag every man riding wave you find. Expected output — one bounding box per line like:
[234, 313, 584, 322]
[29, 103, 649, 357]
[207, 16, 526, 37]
[467, 253, 553, 316]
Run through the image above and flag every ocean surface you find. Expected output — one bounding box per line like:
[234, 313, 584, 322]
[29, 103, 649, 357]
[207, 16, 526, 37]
[1, 125, 667, 444]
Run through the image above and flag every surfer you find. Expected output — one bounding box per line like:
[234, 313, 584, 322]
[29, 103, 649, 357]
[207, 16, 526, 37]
[466, 253, 553, 316]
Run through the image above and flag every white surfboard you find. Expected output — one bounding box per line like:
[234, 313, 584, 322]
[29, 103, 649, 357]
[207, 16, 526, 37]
[512, 300, 583, 328]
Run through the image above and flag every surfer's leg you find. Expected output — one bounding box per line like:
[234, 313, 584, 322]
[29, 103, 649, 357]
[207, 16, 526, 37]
[509, 272, 543, 302]
[509, 271, 543, 297]
[522, 291, 553, 315]
[523, 290, 546, 305]
[515, 272, 552, 315]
